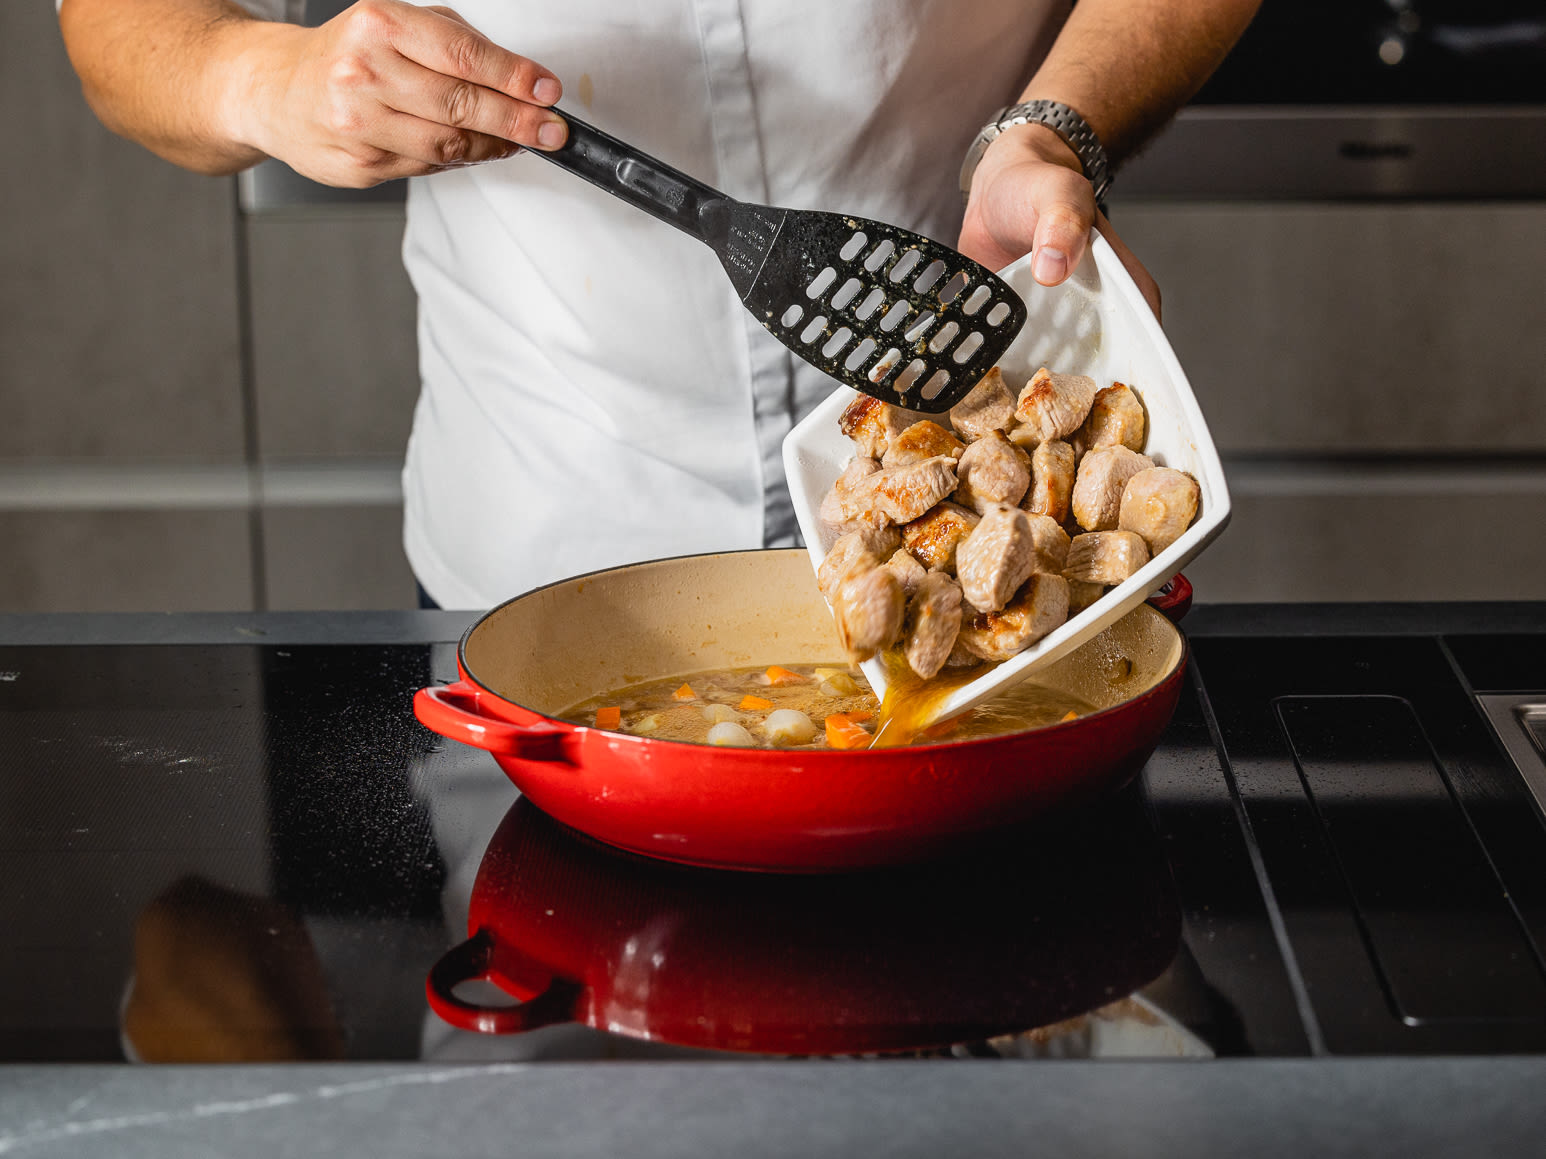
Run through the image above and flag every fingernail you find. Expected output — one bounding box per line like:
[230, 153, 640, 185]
[538, 119, 566, 148]
[1033, 246, 1068, 284]
[533, 77, 561, 105]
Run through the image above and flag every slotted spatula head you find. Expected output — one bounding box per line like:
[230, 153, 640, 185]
[701, 202, 1028, 413]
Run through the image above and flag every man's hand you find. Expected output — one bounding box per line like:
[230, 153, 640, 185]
[60, 0, 566, 183]
[228, 1, 566, 187]
[957, 123, 1161, 321]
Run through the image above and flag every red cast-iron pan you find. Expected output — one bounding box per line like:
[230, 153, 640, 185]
[413, 549, 1191, 873]
[425, 791, 1182, 1052]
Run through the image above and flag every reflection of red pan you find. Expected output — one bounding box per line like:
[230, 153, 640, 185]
[414, 549, 1191, 872]
[426, 794, 1182, 1055]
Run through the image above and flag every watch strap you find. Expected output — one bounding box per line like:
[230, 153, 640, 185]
[962, 99, 1111, 209]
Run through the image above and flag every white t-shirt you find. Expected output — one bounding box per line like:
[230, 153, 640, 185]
[396, 1, 1070, 607]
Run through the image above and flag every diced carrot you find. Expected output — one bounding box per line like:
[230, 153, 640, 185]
[1060, 710, 1079, 723]
[739, 695, 774, 711]
[594, 706, 621, 730]
[825, 713, 872, 750]
[765, 665, 806, 686]
[919, 709, 976, 741]
[844, 710, 873, 723]
[672, 683, 696, 701]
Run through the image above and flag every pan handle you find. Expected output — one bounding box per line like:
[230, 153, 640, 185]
[1148, 574, 1192, 623]
[414, 681, 570, 760]
[425, 930, 581, 1035]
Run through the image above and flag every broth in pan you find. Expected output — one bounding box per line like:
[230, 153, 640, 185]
[558, 661, 1095, 750]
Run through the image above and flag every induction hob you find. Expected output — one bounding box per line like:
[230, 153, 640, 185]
[3, 611, 1546, 1064]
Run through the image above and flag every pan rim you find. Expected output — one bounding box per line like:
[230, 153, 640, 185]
[453, 547, 1188, 756]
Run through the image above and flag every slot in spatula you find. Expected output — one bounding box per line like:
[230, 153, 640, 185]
[530, 110, 1028, 413]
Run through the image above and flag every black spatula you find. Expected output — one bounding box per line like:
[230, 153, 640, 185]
[530, 110, 1028, 414]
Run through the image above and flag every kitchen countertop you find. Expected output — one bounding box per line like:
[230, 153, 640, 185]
[4, 602, 1546, 1158]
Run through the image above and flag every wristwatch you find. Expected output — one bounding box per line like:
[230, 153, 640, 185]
[958, 99, 1111, 210]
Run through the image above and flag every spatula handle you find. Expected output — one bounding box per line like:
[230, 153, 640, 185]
[529, 108, 727, 242]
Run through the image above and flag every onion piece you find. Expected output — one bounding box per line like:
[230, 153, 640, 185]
[763, 709, 817, 746]
[700, 704, 741, 723]
[706, 721, 756, 747]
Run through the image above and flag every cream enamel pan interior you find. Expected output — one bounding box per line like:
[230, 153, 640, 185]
[460, 549, 1183, 725]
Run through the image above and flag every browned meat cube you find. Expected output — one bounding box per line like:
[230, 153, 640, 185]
[952, 429, 1031, 515]
[882, 420, 965, 468]
[944, 636, 981, 669]
[948, 365, 1016, 442]
[883, 547, 927, 599]
[956, 505, 1039, 614]
[838, 395, 924, 459]
[901, 501, 979, 573]
[1080, 383, 1146, 453]
[958, 574, 1070, 662]
[1071, 446, 1154, 532]
[1119, 466, 1201, 555]
[1023, 512, 1071, 575]
[1014, 368, 1097, 444]
[1064, 531, 1151, 585]
[817, 526, 900, 599]
[902, 570, 964, 680]
[1067, 579, 1105, 614]
[843, 456, 959, 526]
[1023, 439, 1077, 524]
[832, 565, 905, 663]
[819, 455, 882, 533]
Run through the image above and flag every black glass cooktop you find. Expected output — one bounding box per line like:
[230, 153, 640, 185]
[3, 624, 1546, 1063]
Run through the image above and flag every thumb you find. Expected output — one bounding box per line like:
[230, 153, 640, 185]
[1028, 170, 1094, 287]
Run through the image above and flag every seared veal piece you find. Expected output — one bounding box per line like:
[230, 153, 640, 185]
[843, 456, 959, 526]
[838, 396, 920, 459]
[1071, 446, 1154, 532]
[1080, 383, 1146, 453]
[1023, 512, 1072, 575]
[1067, 579, 1105, 614]
[883, 547, 927, 599]
[816, 526, 900, 599]
[1119, 466, 1201, 555]
[952, 429, 1031, 515]
[956, 505, 1039, 614]
[902, 570, 964, 679]
[944, 635, 979, 668]
[1064, 530, 1151, 585]
[882, 420, 965, 468]
[819, 455, 881, 532]
[958, 573, 1070, 661]
[833, 565, 905, 663]
[901, 501, 980, 573]
[1024, 439, 1076, 523]
[1013, 368, 1097, 444]
[947, 366, 1016, 442]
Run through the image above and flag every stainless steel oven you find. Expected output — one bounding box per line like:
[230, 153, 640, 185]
[1120, 0, 1546, 198]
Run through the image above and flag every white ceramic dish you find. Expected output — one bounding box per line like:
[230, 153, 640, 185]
[782, 229, 1231, 721]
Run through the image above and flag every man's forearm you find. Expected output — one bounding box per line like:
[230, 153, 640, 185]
[1021, 0, 1261, 165]
[59, 0, 284, 175]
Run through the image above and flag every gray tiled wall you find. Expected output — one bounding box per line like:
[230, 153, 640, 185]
[246, 213, 420, 461]
[262, 504, 416, 611]
[0, 509, 254, 613]
[1, 2, 245, 465]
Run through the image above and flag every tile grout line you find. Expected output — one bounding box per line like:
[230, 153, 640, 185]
[233, 180, 268, 612]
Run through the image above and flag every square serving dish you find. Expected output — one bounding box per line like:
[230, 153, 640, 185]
[782, 229, 1232, 718]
